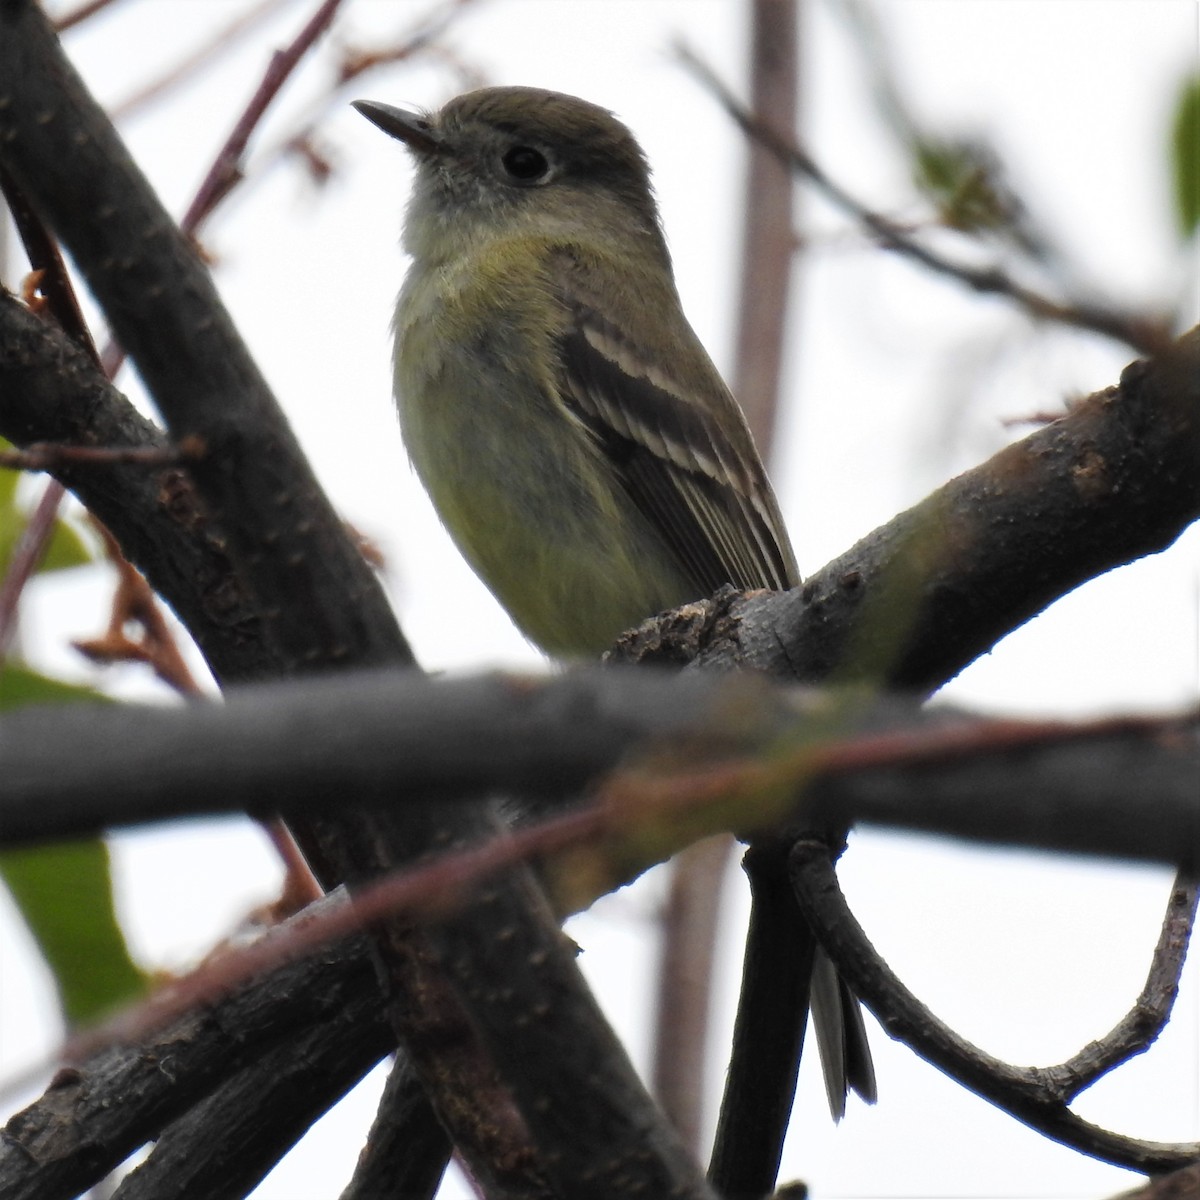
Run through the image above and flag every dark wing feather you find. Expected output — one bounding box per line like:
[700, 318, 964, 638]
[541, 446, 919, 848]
[555, 287, 798, 596]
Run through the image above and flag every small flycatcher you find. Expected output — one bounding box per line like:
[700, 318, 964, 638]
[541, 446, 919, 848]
[355, 85, 873, 1116]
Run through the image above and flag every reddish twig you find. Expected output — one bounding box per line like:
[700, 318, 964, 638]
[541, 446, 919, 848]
[52, 0, 124, 33]
[72, 523, 204, 697]
[805, 709, 1200, 777]
[609, 706, 1200, 827]
[248, 0, 484, 190]
[0, 480, 67, 657]
[56, 803, 603, 1070]
[334, 0, 478, 84]
[261, 820, 325, 914]
[181, 0, 346, 235]
[0, 438, 202, 472]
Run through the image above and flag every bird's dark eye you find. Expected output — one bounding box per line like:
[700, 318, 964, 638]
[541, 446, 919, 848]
[501, 145, 550, 183]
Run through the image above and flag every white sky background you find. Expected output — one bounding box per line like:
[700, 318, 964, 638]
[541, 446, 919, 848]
[2, 0, 1199, 1197]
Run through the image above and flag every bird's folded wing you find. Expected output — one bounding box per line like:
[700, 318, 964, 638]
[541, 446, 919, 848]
[552, 274, 798, 596]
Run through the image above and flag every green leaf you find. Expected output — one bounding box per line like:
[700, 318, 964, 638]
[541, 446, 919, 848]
[910, 135, 1016, 236]
[0, 453, 22, 573]
[0, 842, 147, 1027]
[0, 439, 96, 577]
[0, 663, 106, 709]
[0, 665, 147, 1027]
[38, 513, 94, 573]
[1171, 74, 1200, 239]
[0, 451, 19, 505]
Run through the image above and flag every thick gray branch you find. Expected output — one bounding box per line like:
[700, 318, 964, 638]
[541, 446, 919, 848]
[2, 668, 1196, 869]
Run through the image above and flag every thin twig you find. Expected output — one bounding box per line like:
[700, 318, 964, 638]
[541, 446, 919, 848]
[56, 803, 601, 1070]
[1045, 873, 1198, 1096]
[788, 841, 1200, 1173]
[676, 42, 1172, 357]
[262, 820, 325, 913]
[0, 168, 98, 657]
[730, 0, 798, 454]
[0, 479, 66, 656]
[181, 0, 346, 235]
[0, 169, 206, 698]
[0, 903, 392, 1200]
[334, 0, 478, 84]
[0, 439, 202, 472]
[1, 167, 100, 356]
[109, 0, 294, 122]
[73, 523, 205, 697]
[52, 0, 124, 33]
[606, 707, 1200, 829]
[654, 835, 731, 1149]
[246, 0, 484, 190]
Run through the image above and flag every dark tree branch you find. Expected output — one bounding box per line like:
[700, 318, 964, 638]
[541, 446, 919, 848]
[0, 667, 744, 845]
[1043, 875, 1198, 1095]
[0, 922, 391, 1200]
[339, 1057, 450, 1200]
[0, 293, 265, 677]
[639, 321, 1200, 1191]
[0, 0, 408, 681]
[1, 164, 101, 357]
[707, 838, 817, 1197]
[614, 327, 1200, 690]
[1113, 1160, 1200, 1199]
[4, 674, 1194, 1190]
[365, 916, 556, 1200]
[401, 812, 713, 1200]
[109, 977, 390, 1200]
[801, 710, 1200, 866]
[787, 843, 1200, 1173]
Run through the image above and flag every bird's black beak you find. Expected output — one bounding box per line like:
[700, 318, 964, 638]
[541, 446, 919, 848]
[352, 100, 443, 157]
